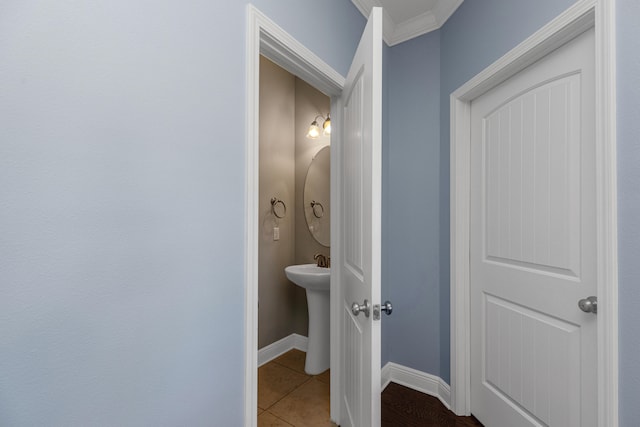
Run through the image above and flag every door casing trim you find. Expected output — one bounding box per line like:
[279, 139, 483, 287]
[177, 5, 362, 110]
[244, 5, 345, 426]
[449, 1, 618, 426]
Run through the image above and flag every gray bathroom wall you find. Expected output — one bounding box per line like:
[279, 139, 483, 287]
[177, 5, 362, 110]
[258, 60, 333, 350]
[258, 56, 301, 349]
[294, 78, 331, 266]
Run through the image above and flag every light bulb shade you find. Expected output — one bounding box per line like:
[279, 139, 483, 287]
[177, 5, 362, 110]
[322, 117, 331, 136]
[306, 120, 321, 139]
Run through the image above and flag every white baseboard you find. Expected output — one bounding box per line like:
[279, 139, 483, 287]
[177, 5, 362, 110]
[381, 362, 451, 410]
[260, 340, 450, 410]
[258, 333, 308, 367]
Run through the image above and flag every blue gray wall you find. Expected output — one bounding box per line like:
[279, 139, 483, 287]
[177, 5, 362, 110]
[616, 0, 640, 423]
[0, 1, 363, 425]
[382, 32, 441, 374]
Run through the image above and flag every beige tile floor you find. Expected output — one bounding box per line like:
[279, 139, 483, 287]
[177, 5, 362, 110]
[258, 349, 336, 427]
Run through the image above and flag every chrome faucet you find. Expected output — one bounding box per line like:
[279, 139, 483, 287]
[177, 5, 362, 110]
[314, 253, 330, 268]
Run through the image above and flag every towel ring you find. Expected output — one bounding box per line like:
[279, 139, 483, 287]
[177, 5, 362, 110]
[311, 200, 324, 218]
[271, 197, 286, 219]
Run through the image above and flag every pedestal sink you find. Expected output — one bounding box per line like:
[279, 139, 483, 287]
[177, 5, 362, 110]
[284, 264, 330, 375]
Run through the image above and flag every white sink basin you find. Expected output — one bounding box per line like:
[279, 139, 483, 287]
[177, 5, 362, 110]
[284, 264, 330, 291]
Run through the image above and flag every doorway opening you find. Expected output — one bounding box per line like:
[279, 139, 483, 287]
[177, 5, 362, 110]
[256, 54, 333, 425]
[244, 5, 345, 426]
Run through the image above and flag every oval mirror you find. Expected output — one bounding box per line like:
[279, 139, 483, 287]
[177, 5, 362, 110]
[303, 146, 330, 247]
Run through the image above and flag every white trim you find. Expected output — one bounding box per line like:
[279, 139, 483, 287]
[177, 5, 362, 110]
[449, 1, 618, 426]
[385, 11, 437, 47]
[381, 363, 451, 410]
[329, 94, 343, 424]
[594, 0, 618, 425]
[385, 0, 464, 46]
[452, 2, 595, 103]
[244, 5, 345, 427]
[258, 334, 308, 367]
[350, 0, 463, 46]
[244, 7, 260, 427]
[259, 26, 345, 97]
[449, 93, 471, 415]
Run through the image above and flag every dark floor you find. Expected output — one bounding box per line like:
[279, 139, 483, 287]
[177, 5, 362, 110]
[382, 383, 483, 427]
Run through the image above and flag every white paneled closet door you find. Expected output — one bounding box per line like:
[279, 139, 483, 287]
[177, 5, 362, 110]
[470, 28, 597, 427]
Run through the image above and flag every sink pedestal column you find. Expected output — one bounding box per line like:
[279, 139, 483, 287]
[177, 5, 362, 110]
[304, 288, 330, 375]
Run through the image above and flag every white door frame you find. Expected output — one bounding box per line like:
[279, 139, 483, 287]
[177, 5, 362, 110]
[244, 5, 346, 426]
[449, 0, 618, 426]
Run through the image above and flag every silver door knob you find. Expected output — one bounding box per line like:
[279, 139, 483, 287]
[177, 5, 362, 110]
[381, 301, 393, 315]
[578, 296, 597, 314]
[351, 299, 370, 317]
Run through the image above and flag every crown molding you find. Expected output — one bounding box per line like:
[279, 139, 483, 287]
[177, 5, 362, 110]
[351, 0, 464, 46]
[387, 10, 438, 46]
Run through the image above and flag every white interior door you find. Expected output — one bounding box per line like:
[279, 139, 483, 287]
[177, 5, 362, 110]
[339, 7, 382, 427]
[470, 28, 596, 427]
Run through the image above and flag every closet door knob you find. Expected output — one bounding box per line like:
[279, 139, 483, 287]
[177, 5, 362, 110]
[578, 296, 597, 314]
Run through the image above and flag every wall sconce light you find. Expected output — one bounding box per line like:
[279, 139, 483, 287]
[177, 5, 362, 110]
[306, 114, 331, 139]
